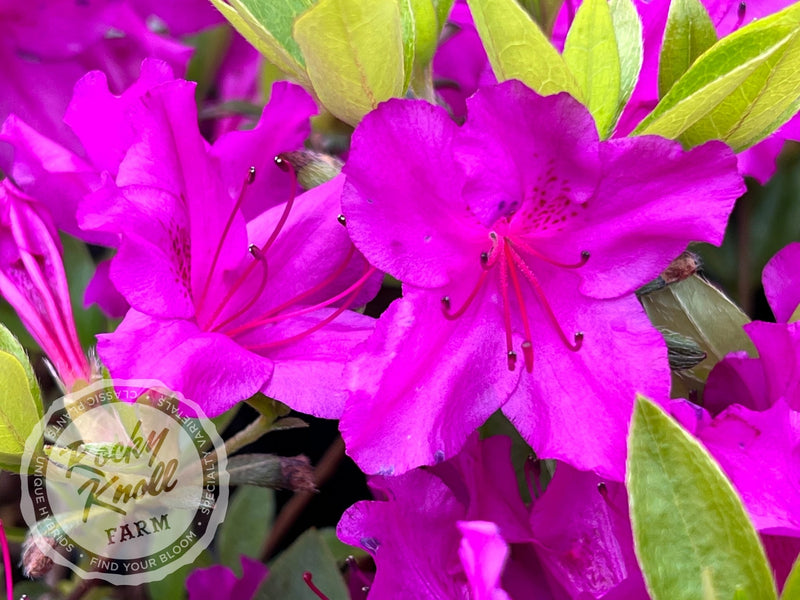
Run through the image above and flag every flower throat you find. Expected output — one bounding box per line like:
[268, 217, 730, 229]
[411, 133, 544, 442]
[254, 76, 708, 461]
[441, 227, 588, 373]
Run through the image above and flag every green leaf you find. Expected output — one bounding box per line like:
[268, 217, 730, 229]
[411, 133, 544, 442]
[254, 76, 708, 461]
[0, 324, 41, 410]
[640, 274, 755, 398]
[186, 25, 234, 102]
[398, 0, 417, 90]
[563, 0, 622, 137]
[610, 0, 643, 109]
[408, 0, 441, 95]
[657, 0, 717, 98]
[433, 0, 455, 29]
[218, 485, 275, 573]
[294, 0, 406, 125]
[466, 0, 583, 99]
[627, 396, 777, 600]
[782, 553, 800, 599]
[516, 0, 564, 38]
[634, 3, 800, 151]
[255, 529, 348, 600]
[209, 0, 313, 88]
[0, 350, 42, 470]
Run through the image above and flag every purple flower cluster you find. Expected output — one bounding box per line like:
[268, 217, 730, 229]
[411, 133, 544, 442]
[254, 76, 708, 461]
[1, 0, 799, 598]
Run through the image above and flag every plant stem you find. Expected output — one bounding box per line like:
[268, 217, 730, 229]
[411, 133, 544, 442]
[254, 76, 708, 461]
[260, 436, 346, 560]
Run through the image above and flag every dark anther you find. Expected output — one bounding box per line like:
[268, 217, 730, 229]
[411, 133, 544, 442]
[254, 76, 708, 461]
[480, 252, 489, 266]
[274, 155, 289, 172]
[441, 296, 451, 310]
[248, 243, 262, 259]
[247, 165, 256, 184]
[337, 214, 347, 226]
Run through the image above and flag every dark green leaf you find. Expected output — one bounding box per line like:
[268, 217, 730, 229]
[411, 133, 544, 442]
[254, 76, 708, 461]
[255, 529, 348, 600]
[218, 486, 275, 573]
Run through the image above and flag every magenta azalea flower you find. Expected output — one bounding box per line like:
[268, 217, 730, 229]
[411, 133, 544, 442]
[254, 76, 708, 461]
[433, 0, 495, 120]
[68, 74, 378, 417]
[458, 521, 512, 600]
[0, 0, 189, 154]
[2, 59, 320, 321]
[186, 556, 268, 600]
[338, 435, 648, 599]
[705, 243, 800, 414]
[340, 81, 743, 479]
[763, 242, 800, 323]
[337, 436, 537, 599]
[0, 181, 90, 388]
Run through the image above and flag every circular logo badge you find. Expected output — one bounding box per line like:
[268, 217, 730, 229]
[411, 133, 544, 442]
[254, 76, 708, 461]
[20, 379, 228, 585]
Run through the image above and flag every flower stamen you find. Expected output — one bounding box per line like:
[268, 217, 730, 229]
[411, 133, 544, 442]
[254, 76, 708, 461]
[504, 244, 534, 372]
[196, 165, 256, 312]
[303, 571, 330, 600]
[505, 244, 584, 352]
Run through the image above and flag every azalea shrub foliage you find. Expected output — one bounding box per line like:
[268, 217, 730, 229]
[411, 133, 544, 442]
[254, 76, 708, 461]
[1, 0, 800, 598]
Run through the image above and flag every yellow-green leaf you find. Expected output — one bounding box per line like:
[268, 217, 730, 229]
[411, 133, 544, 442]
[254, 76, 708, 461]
[634, 3, 800, 150]
[658, 0, 717, 97]
[628, 396, 777, 600]
[210, 0, 313, 88]
[0, 350, 42, 470]
[782, 553, 800, 599]
[563, 0, 622, 137]
[0, 324, 41, 411]
[294, 0, 406, 125]
[467, 0, 583, 99]
[517, 0, 564, 38]
[610, 0, 643, 109]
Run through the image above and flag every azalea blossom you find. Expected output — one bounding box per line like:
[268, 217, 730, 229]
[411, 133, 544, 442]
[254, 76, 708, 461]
[65, 72, 380, 417]
[340, 80, 744, 478]
[0, 0, 189, 155]
[338, 435, 648, 599]
[0, 180, 90, 388]
[1, 58, 319, 317]
[763, 242, 800, 323]
[704, 243, 800, 414]
[186, 556, 268, 600]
